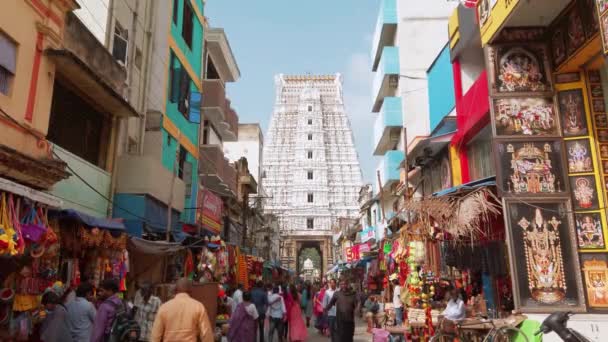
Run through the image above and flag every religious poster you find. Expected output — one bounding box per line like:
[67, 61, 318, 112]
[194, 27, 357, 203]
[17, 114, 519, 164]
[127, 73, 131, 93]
[589, 70, 602, 83]
[558, 89, 589, 137]
[566, 6, 586, 56]
[581, 254, 608, 308]
[486, 44, 552, 95]
[605, 176, 608, 191]
[556, 72, 581, 84]
[551, 24, 567, 67]
[503, 199, 586, 312]
[600, 0, 608, 14]
[603, 160, 608, 174]
[583, 0, 600, 38]
[570, 176, 599, 210]
[495, 140, 567, 196]
[575, 213, 606, 249]
[593, 98, 606, 113]
[492, 97, 559, 137]
[595, 114, 608, 128]
[602, 14, 608, 54]
[478, 0, 490, 25]
[601, 144, 608, 158]
[598, 129, 608, 142]
[590, 84, 604, 98]
[565, 139, 594, 173]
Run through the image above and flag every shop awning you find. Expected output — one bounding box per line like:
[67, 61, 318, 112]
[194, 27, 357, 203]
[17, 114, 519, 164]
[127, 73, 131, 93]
[432, 176, 496, 197]
[0, 176, 63, 207]
[52, 208, 125, 230]
[128, 237, 184, 255]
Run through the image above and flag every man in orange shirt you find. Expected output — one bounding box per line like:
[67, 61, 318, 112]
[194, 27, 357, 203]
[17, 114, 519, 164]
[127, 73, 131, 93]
[150, 278, 213, 342]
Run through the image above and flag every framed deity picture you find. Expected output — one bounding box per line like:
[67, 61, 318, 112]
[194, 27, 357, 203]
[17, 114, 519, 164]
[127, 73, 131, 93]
[580, 253, 608, 308]
[555, 72, 581, 84]
[599, 144, 608, 158]
[582, 0, 600, 38]
[595, 113, 608, 129]
[551, 24, 567, 67]
[588, 70, 602, 83]
[566, 6, 586, 56]
[598, 129, 608, 142]
[590, 84, 604, 98]
[603, 160, 608, 174]
[575, 212, 606, 249]
[605, 176, 608, 191]
[503, 199, 586, 312]
[491, 97, 559, 137]
[565, 139, 594, 174]
[558, 89, 589, 137]
[494, 140, 568, 196]
[486, 44, 552, 96]
[593, 98, 606, 113]
[570, 176, 600, 210]
[599, 0, 608, 16]
[602, 14, 608, 55]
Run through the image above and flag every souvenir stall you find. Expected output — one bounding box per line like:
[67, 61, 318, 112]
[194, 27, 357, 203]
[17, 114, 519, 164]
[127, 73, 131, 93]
[53, 210, 129, 292]
[381, 186, 516, 341]
[0, 192, 61, 341]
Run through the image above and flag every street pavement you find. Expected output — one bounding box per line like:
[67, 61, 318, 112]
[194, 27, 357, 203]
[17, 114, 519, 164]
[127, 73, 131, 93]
[305, 318, 370, 342]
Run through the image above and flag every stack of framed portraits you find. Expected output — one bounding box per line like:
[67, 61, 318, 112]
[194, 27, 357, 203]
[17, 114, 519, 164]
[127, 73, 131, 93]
[487, 39, 593, 311]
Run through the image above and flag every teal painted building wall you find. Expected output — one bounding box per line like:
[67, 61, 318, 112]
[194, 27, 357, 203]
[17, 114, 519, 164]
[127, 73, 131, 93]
[427, 44, 455, 132]
[161, 0, 205, 224]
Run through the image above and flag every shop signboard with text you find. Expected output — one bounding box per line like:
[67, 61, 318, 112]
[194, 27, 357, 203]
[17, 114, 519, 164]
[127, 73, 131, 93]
[478, 0, 521, 46]
[197, 189, 222, 234]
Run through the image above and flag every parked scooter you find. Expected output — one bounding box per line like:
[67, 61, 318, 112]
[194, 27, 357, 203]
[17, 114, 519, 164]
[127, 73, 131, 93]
[535, 312, 592, 342]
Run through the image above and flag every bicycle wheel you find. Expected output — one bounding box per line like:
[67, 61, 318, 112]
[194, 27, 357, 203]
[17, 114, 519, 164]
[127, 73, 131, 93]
[490, 326, 529, 342]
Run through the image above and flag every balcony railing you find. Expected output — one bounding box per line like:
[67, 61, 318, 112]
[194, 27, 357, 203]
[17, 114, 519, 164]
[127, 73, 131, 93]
[371, 0, 398, 71]
[372, 47, 400, 112]
[373, 97, 403, 155]
[48, 144, 111, 218]
[200, 144, 237, 196]
[201, 79, 238, 141]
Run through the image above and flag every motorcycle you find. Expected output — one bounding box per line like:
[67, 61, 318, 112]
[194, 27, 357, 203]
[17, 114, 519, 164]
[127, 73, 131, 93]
[535, 312, 592, 342]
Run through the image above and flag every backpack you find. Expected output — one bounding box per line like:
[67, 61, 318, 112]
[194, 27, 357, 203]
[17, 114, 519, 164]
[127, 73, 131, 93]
[106, 300, 141, 342]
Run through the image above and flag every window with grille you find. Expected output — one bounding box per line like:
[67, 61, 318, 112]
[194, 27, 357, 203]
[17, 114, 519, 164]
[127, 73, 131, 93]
[308, 134, 312, 140]
[307, 193, 314, 203]
[308, 119, 312, 125]
[306, 218, 314, 229]
[308, 105, 312, 112]
[172, 0, 179, 24]
[307, 171, 313, 180]
[467, 126, 495, 181]
[182, 0, 194, 49]
[112, 23, 128, 65]
[0, 32, 17, 95]
[307, 150, 313, 159]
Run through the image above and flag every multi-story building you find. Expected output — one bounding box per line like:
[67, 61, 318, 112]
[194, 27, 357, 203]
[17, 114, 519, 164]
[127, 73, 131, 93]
[262, 74, 363, 274]
[0, 1, 140, 221]
[369, 0, 454, 237]
[106, 0, 208, 238]
[224, 123, 264, 187]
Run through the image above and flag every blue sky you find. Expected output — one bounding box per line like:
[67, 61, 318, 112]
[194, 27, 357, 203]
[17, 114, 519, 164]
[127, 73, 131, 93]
[205, 0, 379, 183]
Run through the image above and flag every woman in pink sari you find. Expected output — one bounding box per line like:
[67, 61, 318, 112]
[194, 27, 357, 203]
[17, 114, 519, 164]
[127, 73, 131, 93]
[314, 283, 329, 336]
[288, 285, 308, 341]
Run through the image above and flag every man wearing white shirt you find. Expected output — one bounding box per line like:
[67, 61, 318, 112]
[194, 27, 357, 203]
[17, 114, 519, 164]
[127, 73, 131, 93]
[323, 279, 338, 342]
[391, 275, 404, 326]
[233, 284, 244, 305]
[441, 286, 466, 321]
[267, 287, 286, 342]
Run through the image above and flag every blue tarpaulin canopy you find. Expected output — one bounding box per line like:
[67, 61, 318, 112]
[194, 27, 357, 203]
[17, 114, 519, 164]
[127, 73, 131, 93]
[432, 176, 496, 197]
[52, 209, 125, 231]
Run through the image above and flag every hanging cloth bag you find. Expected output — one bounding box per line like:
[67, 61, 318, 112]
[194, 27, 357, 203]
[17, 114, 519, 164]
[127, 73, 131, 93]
[9, 195, 24, 255]
[20, 204, 47, 242]
[0, 193, 18, 255]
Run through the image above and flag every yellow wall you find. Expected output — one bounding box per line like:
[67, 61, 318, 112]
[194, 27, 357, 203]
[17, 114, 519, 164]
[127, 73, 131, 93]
[0, 0, 69, 160]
